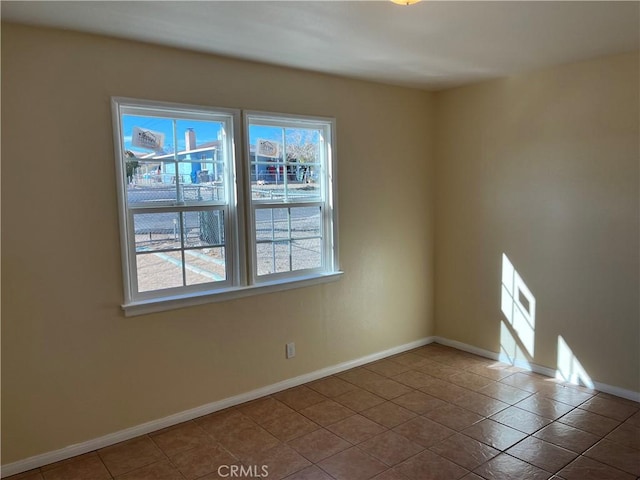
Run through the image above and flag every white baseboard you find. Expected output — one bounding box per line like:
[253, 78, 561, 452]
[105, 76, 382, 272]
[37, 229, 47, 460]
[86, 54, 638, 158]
[433, 336, 640, 402]
[1, 336, 435, 478]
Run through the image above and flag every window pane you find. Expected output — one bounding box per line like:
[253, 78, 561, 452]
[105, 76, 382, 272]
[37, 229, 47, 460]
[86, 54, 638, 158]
[249, 123, 323, 203]
[126, 161, 177, 205]
[176, 119, 224, 160]
[183, 210, 225, 248]
[122, 114, 172, 155]
[292, 239, 322, 271]
[255, 208, 289, 241]
[185, 247, 226, 285]
[291, 206, 321, 238]
[256, 241, 290, 276]
[133, 212, 181, 252]
[182, 182, 225, 203]
[179, 162, 225, 203]
[136, 251, 183, 292]
[254, 206, 323, 276]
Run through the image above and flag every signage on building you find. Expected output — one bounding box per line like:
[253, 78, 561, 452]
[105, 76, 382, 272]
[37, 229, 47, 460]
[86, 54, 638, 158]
[132, 127, 165, 151]
[256, 139, 280, 158]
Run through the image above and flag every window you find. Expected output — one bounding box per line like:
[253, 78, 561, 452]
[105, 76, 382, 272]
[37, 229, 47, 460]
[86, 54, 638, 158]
[245, 112, 337, 283]
[112, 99, 339, 314]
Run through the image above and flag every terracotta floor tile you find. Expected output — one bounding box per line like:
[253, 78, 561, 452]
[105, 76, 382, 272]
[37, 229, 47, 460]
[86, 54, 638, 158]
[462, 419, 527, 451]
[361, 402, 417, 428]
[625, 410, 640, 427]
[459, 474, 485, 480]
[542, 385, 594, 407]
[242, 443, 311, 480]
[170, 443, 238, 480]
[506, 436, 576, 473]
[274, 386, 327, 411]
[317, 447, 387, 480]
[288, 428, 351, 463]
[42, 454, 111, 480]
[365, 360, 412, 378]
[390, 353, 430, 368]
[308, 377, 358, 397]
[392, 370, 435, 389]
[415, 361, 461, 380]
[299, 400, 355, 426]
[596, 392, 640, 408]
[429, 433, 499, 470]
[584, 438, 640, 476]
[326, 414, 386, 444]
[605, 421, 640, 450]
[239, 397, 295, 424]
[395, 450, 469, 480]
[40, 453, 102, 472]
[489, 406, 552, 434]
[426, 353, 470, 369]
[283, 465, 335, 480]
[579, 395, 639, 421]
[478, 382, 532, 405]
[337, 368, 385, 387]
[150, 421, 214, 457]
[558, 408, 620, 436]
[453, 391, 509, 417]
[216, 423, 280, 459]
[371, 469, 411, 479]
[334, 387, 386, 412]
[261, 411, 320, 442]
[473, 453, 550, 480]
[558, 455, 636, 480]
[499, 373, 546, 393]
[393, 416, 455, 448]
[99, 436, 166, 477]
[533, 421, 600, 453]
[466, 362, 520, 381]
[515, 394, 574, 420]
[360, 379, 414, 400]
[419, 379, 470, 403]
[195, 409, 256, 440]
[5, 470, 44, 480]
[423, 404, 484, 431]
[448, 372, 495, 391]
[359, 431, 424, 466]
[114, 460, 184, 480]
[557, 381, 598, 396]
[391, 391, 447, 414]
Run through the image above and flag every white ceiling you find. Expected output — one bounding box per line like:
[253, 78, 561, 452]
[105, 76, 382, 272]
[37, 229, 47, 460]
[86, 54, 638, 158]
[2, 1, 638, 90]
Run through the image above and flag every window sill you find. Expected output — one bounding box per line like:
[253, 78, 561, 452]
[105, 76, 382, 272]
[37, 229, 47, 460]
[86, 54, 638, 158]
[122, 271, 344, 317]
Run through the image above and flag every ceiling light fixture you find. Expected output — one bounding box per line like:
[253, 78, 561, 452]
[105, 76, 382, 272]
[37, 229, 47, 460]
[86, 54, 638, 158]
[390, 0, 421, 5]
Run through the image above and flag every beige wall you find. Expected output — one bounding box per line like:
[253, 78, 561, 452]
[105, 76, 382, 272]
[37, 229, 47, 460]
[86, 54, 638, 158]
[3, 21, 639, 468]
[435, 53, 640, 392]
[1, 24, 435, 463]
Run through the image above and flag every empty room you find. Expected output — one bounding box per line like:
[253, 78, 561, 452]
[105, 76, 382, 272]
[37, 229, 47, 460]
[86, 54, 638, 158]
[1, 1, 638, 479]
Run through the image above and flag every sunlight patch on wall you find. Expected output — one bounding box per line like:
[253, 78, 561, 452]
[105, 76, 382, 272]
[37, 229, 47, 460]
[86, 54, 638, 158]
[501, 253, 536, 358]
[499, 320, 530, 366]
[556, 336, 594, 388]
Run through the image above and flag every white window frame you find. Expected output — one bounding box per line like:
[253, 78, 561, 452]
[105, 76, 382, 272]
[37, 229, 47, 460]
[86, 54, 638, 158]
[112, 99, 341, 316]
[244, 111, 339, 284]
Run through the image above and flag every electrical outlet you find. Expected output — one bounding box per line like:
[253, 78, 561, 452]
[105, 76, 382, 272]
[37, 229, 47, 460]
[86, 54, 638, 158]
[286, 342, 296, 359]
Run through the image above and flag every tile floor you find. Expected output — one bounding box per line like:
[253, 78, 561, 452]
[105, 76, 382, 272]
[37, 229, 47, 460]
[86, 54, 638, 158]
[7, 343, 640, 480]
